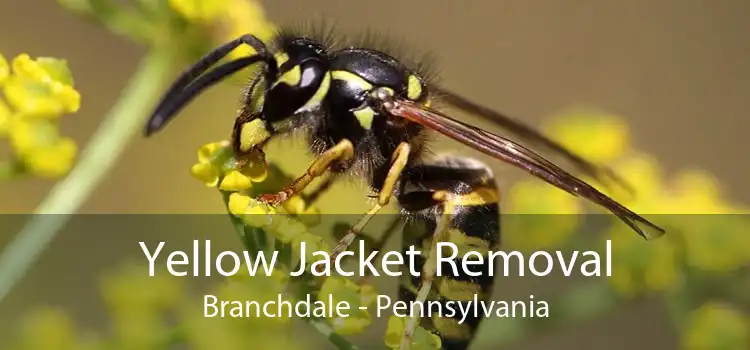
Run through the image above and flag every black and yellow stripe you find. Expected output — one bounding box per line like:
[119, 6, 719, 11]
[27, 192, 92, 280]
[398, 157, 500, 350]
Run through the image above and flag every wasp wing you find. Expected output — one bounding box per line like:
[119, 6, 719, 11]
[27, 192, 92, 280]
[434, 87, 633, 194]
[385, 98, 665, 239]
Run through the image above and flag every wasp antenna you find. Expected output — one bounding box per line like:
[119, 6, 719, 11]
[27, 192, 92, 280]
[144, 34, 275, 136]
[145, 56, 270, 136]
[622, 213, 666, 240]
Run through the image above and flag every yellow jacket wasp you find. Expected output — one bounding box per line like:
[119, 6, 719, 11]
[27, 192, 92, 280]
[144, 25, 665, 350]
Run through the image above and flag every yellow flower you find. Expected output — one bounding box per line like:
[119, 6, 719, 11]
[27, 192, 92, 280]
[668, 173, 750, 273]
[191, 161, 220, 186]
[7, 118, 78, 178]
[0, 98, 12, 135]
[282, 195, 321, 226]
[12, 54, 73, 84]
[218, 275, 292, 324]
[273, 216, 310, 243]
[101, 264, 185, 313]
[602, 153, 664, 206]
[227, 192, 252, 216]
[111, 311, 165, 350]
[684, 301, 748, 350]
[190, 141, 268, 190]
[181, 271, 304, 349]
[318, 277, 375, 335]
[219, 169, 254, 191]
[505, 180, 583, 250]
[598, 150, 750, 290]
[606, 226, 679, 297]
[168, 0, 227, 23]
[0, 53, 8, 84]
[678, 209, 750, 272]
[543, 108, 631, 163]
[666, 170, 732, 214]
[4, 54, 80, 118]
[227, 192, 278, 228]
[291, 231, 329, 264]
[384, 316, 442, 349]
[197, 140, 227, 162]
[283, 195, 307, 215]
[618, 163, 749, 271]
[101, 265, 180, 349]
[23, 137, 77, 178]
[219, 0, 277, 60]
[17, 307, 79, 350]
[167, 0, 277, 61]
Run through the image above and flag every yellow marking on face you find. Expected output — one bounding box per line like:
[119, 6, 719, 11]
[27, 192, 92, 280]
[299, 72, 330, 110]
[239, 119, 271, 152]
[407, 75, 423, 100]
[274, 65, 301, 88]
[249, 79, 266, 114]
[331, 70, 373, 90]
[274, 52, 290, 67]
[424, 97, 432, 107]
[437, 278, 483, 301]
[353, 107, 376, 129]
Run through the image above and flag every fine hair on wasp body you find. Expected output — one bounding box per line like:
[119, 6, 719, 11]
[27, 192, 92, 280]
[144, 21, 665, 350]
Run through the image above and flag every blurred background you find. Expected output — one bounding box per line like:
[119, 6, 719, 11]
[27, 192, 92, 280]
[0, 0, 748, 349]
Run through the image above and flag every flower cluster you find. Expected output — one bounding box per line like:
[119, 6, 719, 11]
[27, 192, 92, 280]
[58, 0, 277, 70]
[0, 53, 80, 179]
[189, 134, 441, 348]
[318, 276, 378, 335]
[169, 0, 277, 58]
[7, 262, 307, 350]
[385, 316, 443, 350]
[188, 139, 374, 339]
[683, 301, 749, 350]
[506, 107, 749, 348]
[505, 108, 750, 289]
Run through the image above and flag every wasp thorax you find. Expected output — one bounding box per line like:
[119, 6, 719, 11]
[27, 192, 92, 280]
[262, 38, 331, 123]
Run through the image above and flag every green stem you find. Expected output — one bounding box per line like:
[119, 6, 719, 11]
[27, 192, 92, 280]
[308, 317, 360, 350]
[0, 49, 174, 304]
[220, 192, 357, 350]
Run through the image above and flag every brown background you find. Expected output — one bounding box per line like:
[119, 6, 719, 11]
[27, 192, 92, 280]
[1, 0, 748, 349]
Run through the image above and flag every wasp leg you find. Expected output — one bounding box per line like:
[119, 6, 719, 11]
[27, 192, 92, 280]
[257, 139, 355, 206]
[400, 201, 454, 350]
[397, 156, 500, 350]
[301, 171, 340, 208]
[328, 142, 411, 263]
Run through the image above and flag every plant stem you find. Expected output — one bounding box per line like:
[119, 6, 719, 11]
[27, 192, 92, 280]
[220, 193, 358, 350]
[308, 317, 360, 350]
[0, 49, 174, 304]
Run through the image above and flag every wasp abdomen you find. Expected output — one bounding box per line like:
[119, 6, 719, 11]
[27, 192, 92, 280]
[398, 157, 500, 349]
